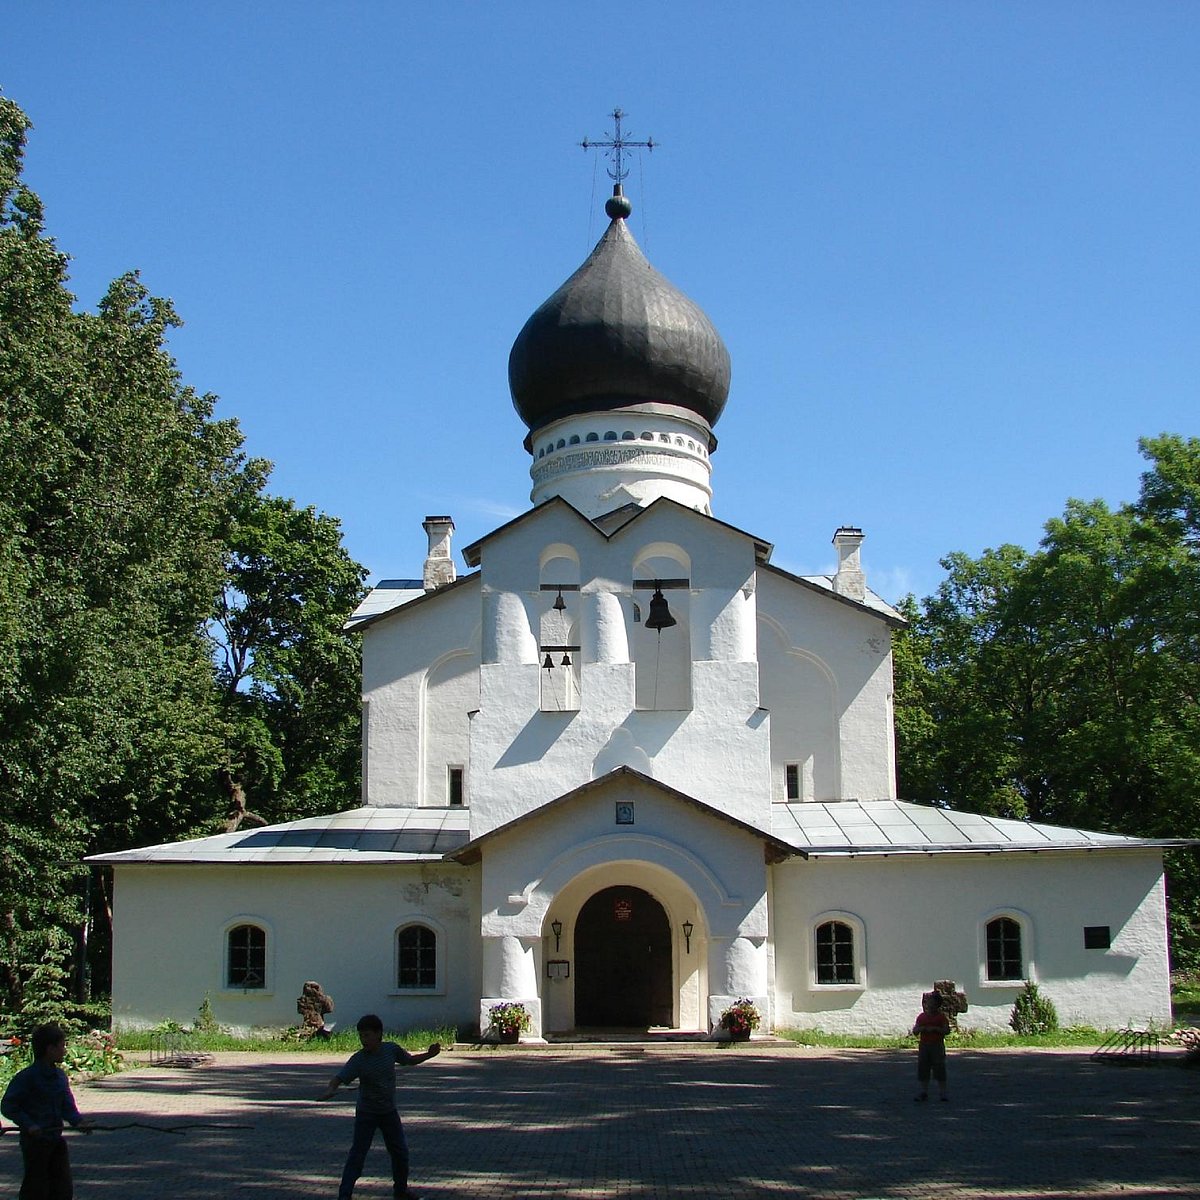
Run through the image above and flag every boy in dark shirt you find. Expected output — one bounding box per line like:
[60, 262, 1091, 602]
[2, 1023, 94, 1200]
[317, 1013, 441, 1200]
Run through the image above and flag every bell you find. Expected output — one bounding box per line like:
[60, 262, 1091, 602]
[552, 588, 566, 612]
[542, 653, 555, 670]
[561, 653, 572, 667]
[644, 585, 677, 631]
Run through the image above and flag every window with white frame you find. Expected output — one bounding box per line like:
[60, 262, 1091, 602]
[814, 918, 858, 985]
[396, 924, 438, 990]
[985, 916, 1025, 981]
[226, 924, 266, 989]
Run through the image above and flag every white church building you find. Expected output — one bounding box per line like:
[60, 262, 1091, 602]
[95, 179, 1182, 1039]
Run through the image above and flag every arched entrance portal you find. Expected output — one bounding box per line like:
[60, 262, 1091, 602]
[574, 885, 672, 1028]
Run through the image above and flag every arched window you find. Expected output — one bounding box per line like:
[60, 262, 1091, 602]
[397, 924, 437, 990]
[226, 924, 266, 989]
[815, 920, 856, 984]
[986, 917, 1023, 981]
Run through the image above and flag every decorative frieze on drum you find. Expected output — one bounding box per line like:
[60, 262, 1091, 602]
[532, 444, 691, 485]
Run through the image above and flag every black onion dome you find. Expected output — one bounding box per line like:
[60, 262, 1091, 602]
[509, 210, 731, 435]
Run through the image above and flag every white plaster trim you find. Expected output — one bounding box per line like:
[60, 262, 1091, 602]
[480, 834, 748, 939]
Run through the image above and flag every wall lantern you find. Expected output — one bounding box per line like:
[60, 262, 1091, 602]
[682, 920, 694, 954]
[644, 581, 677, 631]
[551, 919, 563, 951]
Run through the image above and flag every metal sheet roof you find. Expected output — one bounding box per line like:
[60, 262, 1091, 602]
[88, 798, 1186, 867]
[87, 807, 472, 865]
[344, 580, 425, 629]
[770, 800, 1184, 857]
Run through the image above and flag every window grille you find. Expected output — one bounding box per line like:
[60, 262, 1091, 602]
[815, 920, 855, 984]
[397, 925, 437, 989]
[986, 917, 1023, 980]
[227, 924, 266, 989]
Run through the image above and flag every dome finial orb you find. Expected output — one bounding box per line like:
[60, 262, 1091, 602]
[605, 184, 633, 221]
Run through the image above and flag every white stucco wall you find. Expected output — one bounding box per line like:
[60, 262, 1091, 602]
[464, 502, 774, 835]
[361, 578, 481, 807]
[360, 501, 899, 838]
[757, 567, 897, 803]
[469, 773, 772, 1038]
[109, 862, 481, 1034]
[770, 849, 1170, 1033]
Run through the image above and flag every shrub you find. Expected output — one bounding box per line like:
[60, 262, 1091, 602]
[1010, 980, 1059, 1035]
[1, 1036, 31, 1086]
[193, 995, 224, 1035]
[63, 1029, 124, 1078]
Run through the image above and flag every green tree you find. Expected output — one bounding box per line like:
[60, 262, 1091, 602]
[894, 438, 1200, 969]
[0, 93, 367, 1008]
[210, 492, 367, 829]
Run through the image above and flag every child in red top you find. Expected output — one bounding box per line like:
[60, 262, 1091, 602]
[912, 991, 951, 1101]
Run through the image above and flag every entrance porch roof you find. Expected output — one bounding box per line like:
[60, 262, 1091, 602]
[448, 766, 796, 865]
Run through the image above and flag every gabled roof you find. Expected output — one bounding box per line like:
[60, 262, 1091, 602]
[448, 766, 796, 865]
[344, 570, 480, 634]
[461, 494, 772, 567]
[86, 806, 472, 866]
[345, 579, 424, 629]
[86, 792, 1191, 869]
[759, 561, 906, 628]
[771, 799, 1193, 858]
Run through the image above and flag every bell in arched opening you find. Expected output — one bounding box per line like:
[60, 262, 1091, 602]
[644, 584, 677, 632]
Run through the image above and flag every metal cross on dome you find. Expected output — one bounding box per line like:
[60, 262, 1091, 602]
[580, 108, 655, 183]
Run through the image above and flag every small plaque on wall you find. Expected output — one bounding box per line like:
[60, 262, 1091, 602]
[547, 959, 570, 980]
[615, 801, 635, 824]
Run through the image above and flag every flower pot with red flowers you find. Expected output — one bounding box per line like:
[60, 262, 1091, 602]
[718, 998, 761, 1042]
[489, 1001, 531, 1044]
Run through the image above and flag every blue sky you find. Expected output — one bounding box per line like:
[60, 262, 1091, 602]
[5, 3, 1197, 602]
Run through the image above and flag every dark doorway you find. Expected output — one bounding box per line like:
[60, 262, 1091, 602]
[574, 885, 673, 1028]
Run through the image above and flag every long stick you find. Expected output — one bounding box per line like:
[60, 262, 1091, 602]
[2, 1122, 253, 1137]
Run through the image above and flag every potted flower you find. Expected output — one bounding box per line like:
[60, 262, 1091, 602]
[489, 1001, 531, 1044]
[719, 998, 761, 1041]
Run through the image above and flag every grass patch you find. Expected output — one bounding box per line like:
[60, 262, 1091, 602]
[116, 1025, 459, 1054]
[778, 1026, 1104, 1050]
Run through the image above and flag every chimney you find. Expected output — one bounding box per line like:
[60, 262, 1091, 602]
[422, 515, 456, 592]
[831, 526, 866, 601]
